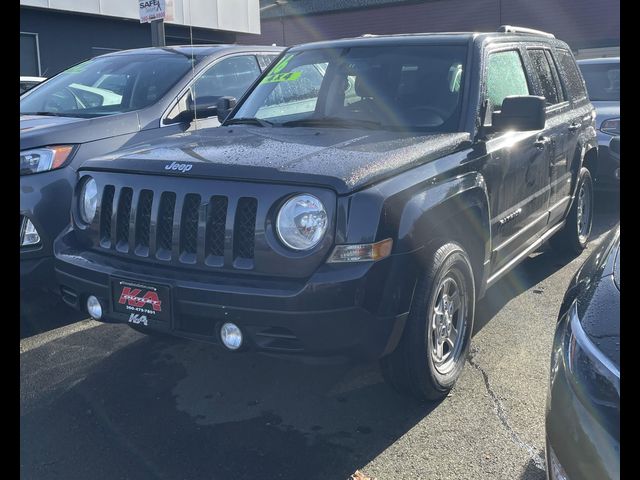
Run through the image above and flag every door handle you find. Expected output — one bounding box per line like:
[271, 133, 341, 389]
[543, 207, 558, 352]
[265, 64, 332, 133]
[534, 136, 550, 150]
[568, 122, 581, 133]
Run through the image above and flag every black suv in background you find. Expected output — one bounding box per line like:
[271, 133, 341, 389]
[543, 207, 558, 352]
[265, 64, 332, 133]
[55, 27, 597, 401]
[20, 44, 282, 291]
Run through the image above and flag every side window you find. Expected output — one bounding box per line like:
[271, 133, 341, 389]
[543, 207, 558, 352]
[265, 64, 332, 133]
[165, 55, 261, 123]
[258, 54, 279, 71]
[528, 49, 561, 105]
[555, 49, 587, 101]
[193, 55, 261, 101]
[485, 50, 530, 110]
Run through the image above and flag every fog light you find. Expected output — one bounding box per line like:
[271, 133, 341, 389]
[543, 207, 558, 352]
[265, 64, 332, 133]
[614, 168, 620, 180]
[220, 322, 243, 350]
[86, 295, 103, 320]
[20, 218, 41, 247]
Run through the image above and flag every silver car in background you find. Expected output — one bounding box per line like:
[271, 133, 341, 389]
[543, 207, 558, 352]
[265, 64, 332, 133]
[577, 57, 620, 191]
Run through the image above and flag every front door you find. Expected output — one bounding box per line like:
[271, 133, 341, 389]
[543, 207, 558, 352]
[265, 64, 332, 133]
[482, 48, 551, 270]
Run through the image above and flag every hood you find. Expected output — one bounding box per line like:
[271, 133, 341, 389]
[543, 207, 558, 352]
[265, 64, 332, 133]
[81, 126, 471, 194]
[574, 227, 620, 370]
[20, 112, 140, 150]
[591, 101, 620, 128]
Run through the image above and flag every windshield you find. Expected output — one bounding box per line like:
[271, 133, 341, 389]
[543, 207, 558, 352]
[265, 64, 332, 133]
[20, 53, 199, 117]
[233, 45, 467, 132]
[578, 61, 620, 101]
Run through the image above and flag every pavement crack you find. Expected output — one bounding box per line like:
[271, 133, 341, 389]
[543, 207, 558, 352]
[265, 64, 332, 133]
[467, 354, 546, 471]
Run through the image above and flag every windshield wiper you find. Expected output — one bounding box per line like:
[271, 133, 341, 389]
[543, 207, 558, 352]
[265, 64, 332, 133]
[225, 117, 273, 127]
[280, 117, 382, 129]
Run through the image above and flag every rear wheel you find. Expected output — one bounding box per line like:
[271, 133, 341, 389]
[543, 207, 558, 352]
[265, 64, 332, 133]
[381, 242, 475, 401]
[550, 167, 593, 254]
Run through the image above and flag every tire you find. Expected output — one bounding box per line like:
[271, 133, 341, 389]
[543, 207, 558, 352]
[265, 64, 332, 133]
[550, 167, 594, 255]
[380, 241, 475, 401]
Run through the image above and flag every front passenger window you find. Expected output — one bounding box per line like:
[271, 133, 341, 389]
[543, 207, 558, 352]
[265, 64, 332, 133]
[485, 50, 530, 110]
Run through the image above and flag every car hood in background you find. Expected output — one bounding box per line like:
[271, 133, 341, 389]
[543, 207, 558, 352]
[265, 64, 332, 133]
[574, 227, 620, 370]
[80, 126, 471, 194]
[20, 112, 141, 150]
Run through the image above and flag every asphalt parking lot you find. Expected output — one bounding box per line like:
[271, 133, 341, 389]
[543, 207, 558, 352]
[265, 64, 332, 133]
[20, 195, 619, 480]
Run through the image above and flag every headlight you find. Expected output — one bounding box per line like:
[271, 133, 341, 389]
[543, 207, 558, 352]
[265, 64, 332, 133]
[20, 145, 75, 175]
[565, 302, 619, 405]
[79, 177, 98, 224]
[276, 194, 328, 250]
[600, 118, 620, 136]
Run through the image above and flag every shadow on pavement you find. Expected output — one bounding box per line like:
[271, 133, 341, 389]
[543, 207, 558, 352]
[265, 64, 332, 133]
[21, 330, 440, 480]
[20, 288, 86, 339]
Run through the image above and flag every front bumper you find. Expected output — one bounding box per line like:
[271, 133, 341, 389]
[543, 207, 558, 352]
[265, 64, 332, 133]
[54, 232, 416, 360]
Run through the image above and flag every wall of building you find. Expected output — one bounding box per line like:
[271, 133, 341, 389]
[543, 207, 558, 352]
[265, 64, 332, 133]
[20, 7, 236, 76]
[20, 0, 261, 34]
[239, 0, 620, 50]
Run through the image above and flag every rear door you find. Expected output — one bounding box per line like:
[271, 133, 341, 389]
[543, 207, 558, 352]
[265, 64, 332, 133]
[525, 47, 572, 225]
[551, 48, 592, 224]
[482, 46, 551, 270]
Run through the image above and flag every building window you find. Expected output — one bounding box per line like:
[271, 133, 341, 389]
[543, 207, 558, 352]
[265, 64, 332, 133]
[20, 32, 41, 77]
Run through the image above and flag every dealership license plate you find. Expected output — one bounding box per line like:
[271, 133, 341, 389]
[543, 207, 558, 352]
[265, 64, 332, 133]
[111, 278, 171, 324]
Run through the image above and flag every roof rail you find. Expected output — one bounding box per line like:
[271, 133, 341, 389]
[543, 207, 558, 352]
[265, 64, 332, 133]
[497, 25, 555, 38]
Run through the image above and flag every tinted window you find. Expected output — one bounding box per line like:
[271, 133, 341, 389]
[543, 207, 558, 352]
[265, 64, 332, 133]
[235, 45, 468, 132]
[192, 56, 261, 101]
[20, 53, 199, 117]
[556, 49, 588, 101]
[529, 49, 561, 105]
[578, 61, 620, 101]
[486, 50, 530, 109]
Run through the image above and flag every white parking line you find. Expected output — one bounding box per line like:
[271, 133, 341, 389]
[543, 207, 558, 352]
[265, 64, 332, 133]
[20, 319, 102, 354]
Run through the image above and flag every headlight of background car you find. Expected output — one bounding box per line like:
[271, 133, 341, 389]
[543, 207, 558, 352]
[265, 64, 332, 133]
[20, 145, 75, 175]
[600, 118, 620, 135]
[276, 194, 328, 250]
[79, 177, 98, 224]
[565, 302, 619, 409]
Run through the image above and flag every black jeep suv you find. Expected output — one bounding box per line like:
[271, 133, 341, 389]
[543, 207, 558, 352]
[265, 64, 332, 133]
[54, 27, 597, 401]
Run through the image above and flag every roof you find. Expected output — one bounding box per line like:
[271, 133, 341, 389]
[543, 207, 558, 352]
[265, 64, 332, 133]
[102, 44, 283, 59]
[287, 31, 562, 51]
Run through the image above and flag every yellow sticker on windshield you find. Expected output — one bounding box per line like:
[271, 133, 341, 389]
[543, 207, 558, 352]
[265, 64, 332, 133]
[261, 71, 302, 83]
[260, 54, 301, 83]
[66, 61, 91, 74]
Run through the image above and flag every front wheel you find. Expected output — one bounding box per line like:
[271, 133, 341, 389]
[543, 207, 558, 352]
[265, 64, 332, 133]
[550, 167, 593, 255]
[381, 242, 475, 401]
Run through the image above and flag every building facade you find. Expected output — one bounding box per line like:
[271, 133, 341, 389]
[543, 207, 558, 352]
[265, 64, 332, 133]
[239, 0, 620, 55]
[20, 0, 261, 77]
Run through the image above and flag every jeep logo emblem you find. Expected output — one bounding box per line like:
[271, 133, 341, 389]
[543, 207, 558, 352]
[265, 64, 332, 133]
[165, 161, 193, 172]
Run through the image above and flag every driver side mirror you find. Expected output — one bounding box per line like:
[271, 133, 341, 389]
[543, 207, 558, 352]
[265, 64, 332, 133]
[187, 94, 219, 120]
[491, 95, 546, 132]
[217, 96, 237, 124]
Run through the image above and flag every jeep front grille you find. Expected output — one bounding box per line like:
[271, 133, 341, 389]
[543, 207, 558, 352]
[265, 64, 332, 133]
[99, 184, 258, 269]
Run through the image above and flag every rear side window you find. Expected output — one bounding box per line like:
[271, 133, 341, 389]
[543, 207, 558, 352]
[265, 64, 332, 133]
[486, 50, 530, 110]
[528, 49, 561, 105]
[555, 49, 588, 101]
[258, 54, 279, 70]
[192, 55, 261, 100]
